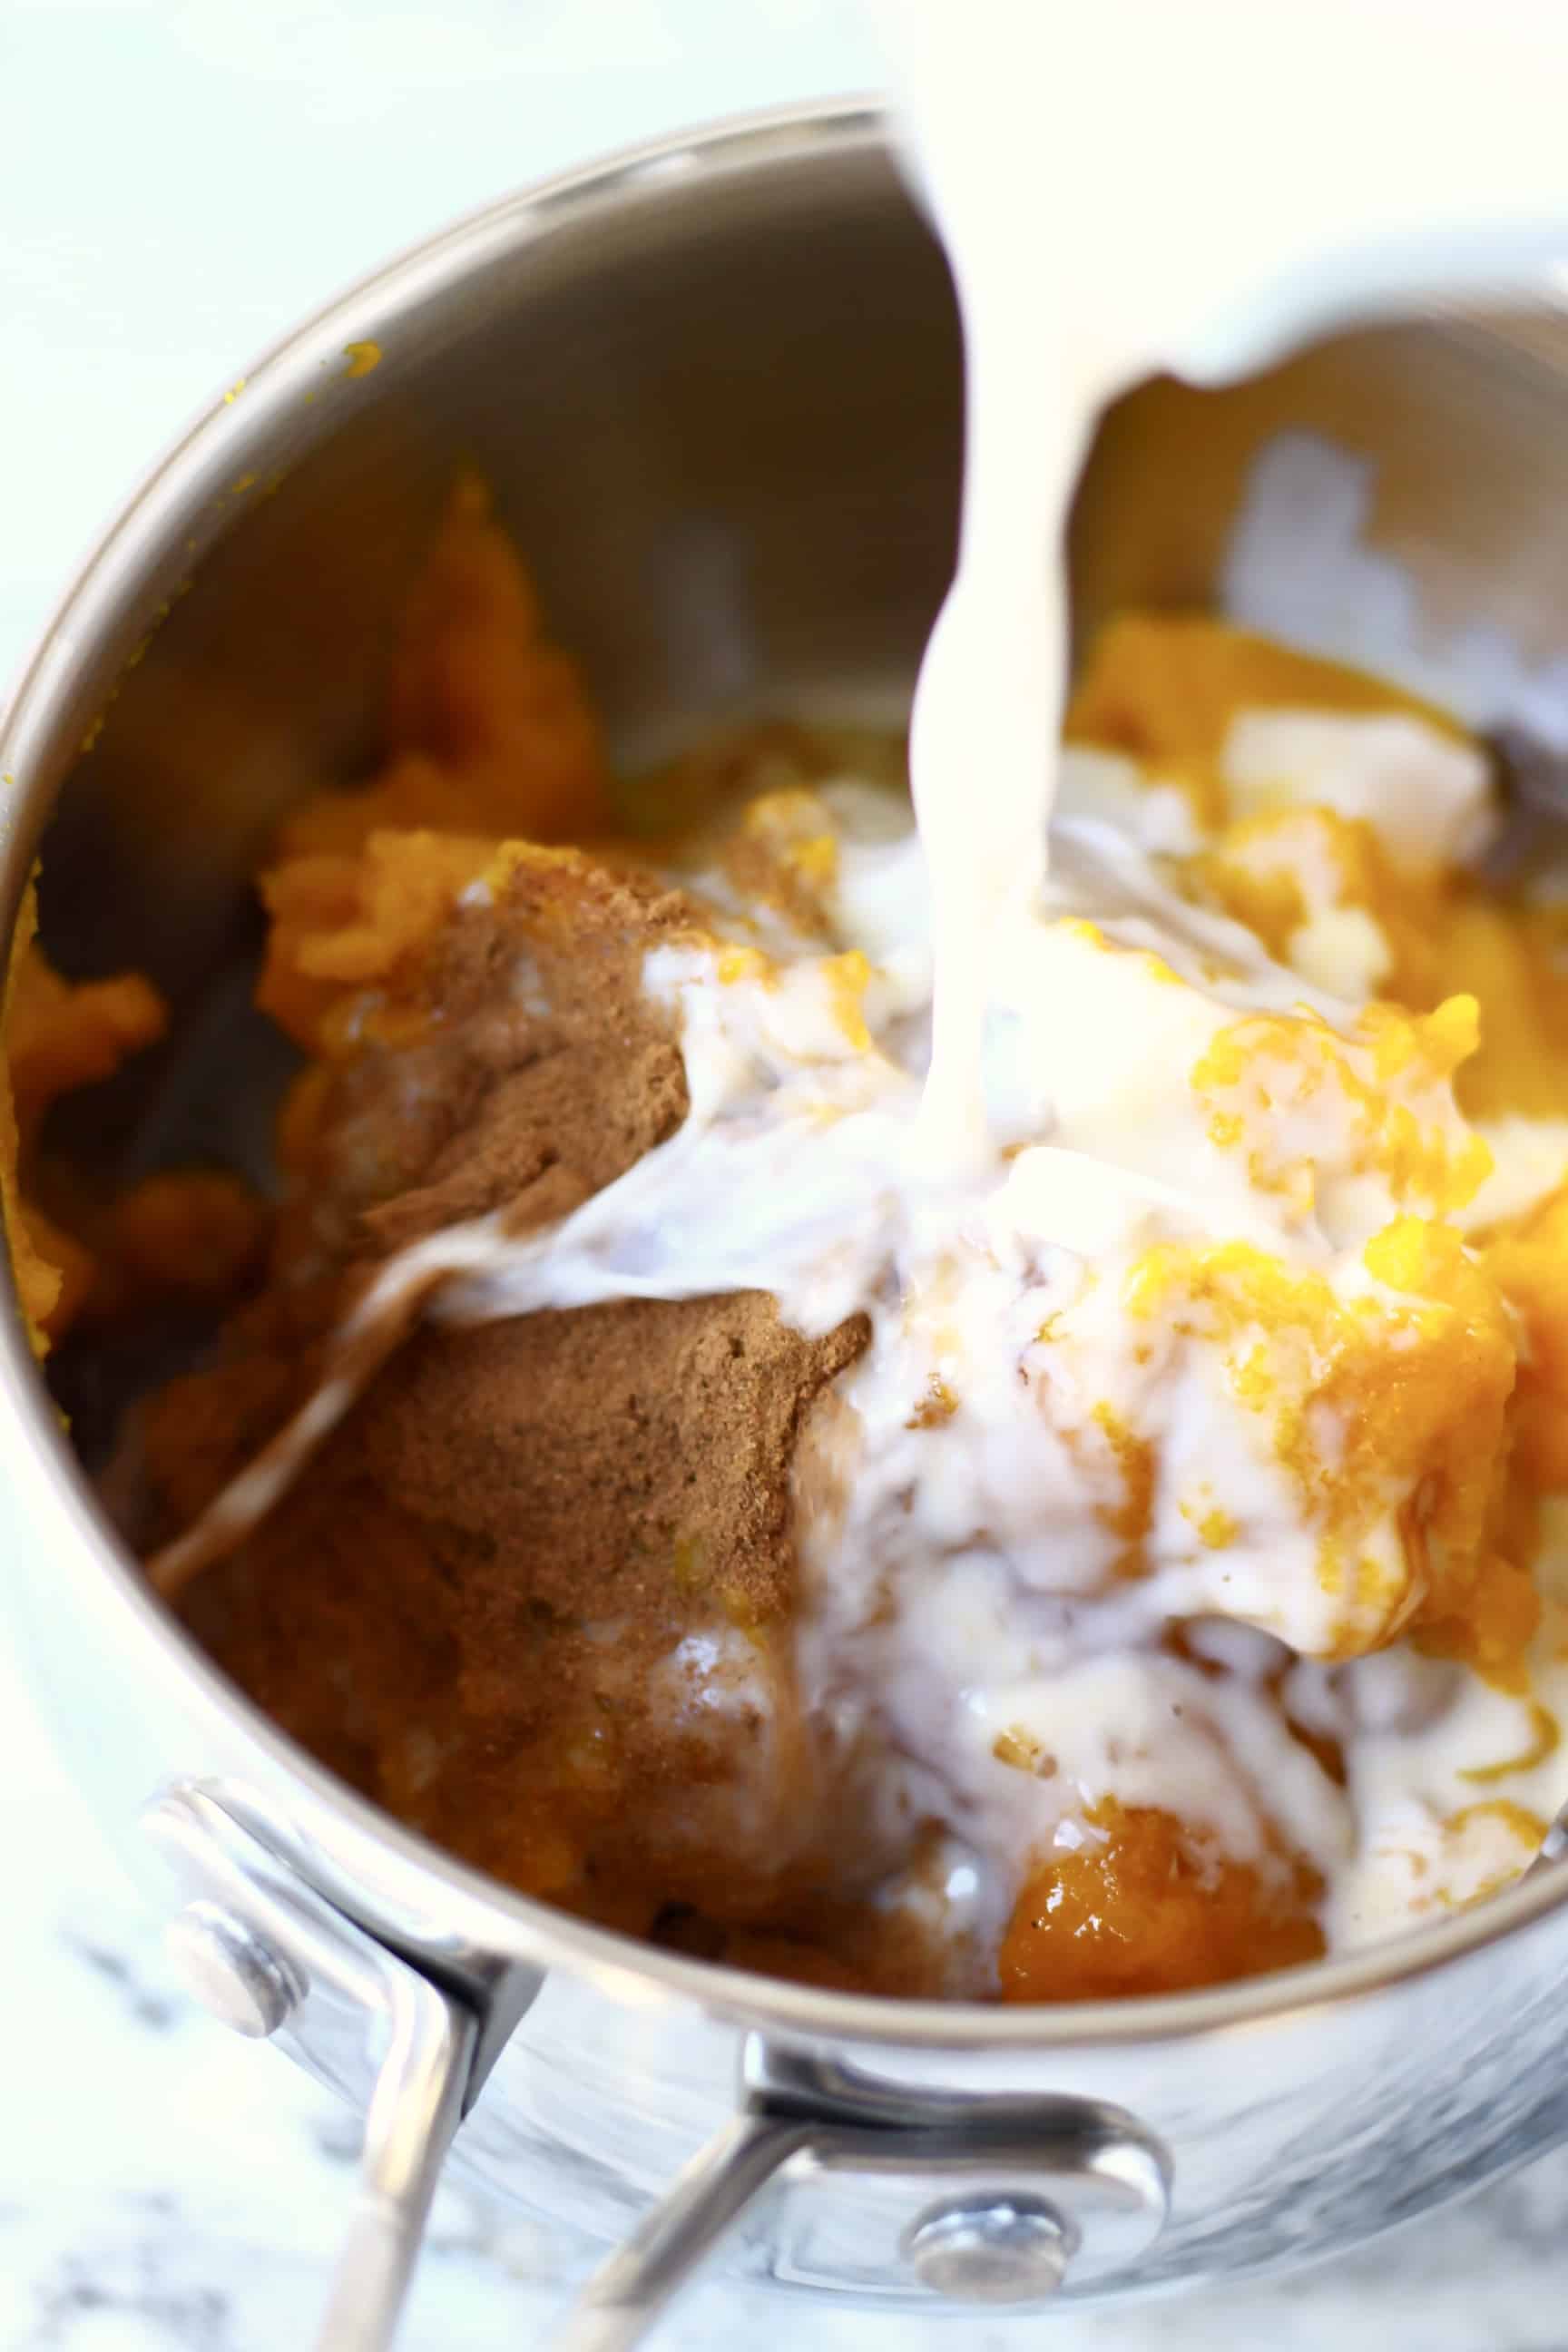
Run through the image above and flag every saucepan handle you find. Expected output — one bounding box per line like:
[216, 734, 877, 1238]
[145, 1784, 485, 2352]
[545, 2039, 1173, 2347]
[145, 1787, 1170, 2351]
[547, 2106, 818, 2352]
[311, 1965, 476, 2352]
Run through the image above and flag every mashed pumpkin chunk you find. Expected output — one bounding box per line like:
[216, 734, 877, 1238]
[999, 1801, 1324, 2001]
[260, 480, 615, 1054]
[1123, 1220, 1519, 1659]
[272, 474, 610, 867]
[2, 878, 167, 1349]
[1486, 1185, 1568, 1494]
[1064, 614, 1465, 836]
[1071, 613, 1568, 1126]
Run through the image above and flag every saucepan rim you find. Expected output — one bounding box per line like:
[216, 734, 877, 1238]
[3, 95, 1563, 2054]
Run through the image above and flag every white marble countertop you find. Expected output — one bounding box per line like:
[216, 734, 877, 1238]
[5, 1619, 1568, 2351]
[5, 3, 1568, 2345]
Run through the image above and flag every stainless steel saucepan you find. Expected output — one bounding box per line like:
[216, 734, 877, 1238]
[7, 99, 1568, 2352]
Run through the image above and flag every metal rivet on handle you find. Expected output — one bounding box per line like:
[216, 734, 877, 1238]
[904, 2192, 1076, 2303]
[164, 1899, 302, 2039]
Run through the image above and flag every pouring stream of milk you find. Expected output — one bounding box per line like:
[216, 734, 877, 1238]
[884, 0, 1568, 1174]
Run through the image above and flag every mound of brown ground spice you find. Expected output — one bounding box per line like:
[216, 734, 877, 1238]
[142, 846, 874, 1943]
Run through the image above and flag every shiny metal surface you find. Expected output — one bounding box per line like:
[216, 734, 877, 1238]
[314, 1962, 473, 2352]
[146, 1786, 481, 2352]
[555, 2109, 817, 2352]
[558, 2038, 1170, 2343]
[10, 98, 1568, 2334]
[163, 1900, 301, 2039]
[903, 2197, 1073, 2302]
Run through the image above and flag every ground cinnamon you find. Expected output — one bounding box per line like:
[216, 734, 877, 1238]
[143, 844, 876, 1950]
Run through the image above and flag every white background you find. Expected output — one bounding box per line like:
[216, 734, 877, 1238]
[5, 5, 1568, 2347]
[0, 0, 877, 684]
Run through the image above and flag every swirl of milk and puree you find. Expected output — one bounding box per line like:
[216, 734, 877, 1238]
[153, 0, 1568, 1975]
